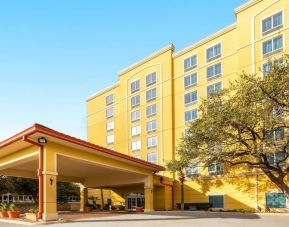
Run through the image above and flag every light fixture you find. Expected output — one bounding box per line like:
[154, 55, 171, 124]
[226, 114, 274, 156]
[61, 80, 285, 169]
[38, 137, 47, 144]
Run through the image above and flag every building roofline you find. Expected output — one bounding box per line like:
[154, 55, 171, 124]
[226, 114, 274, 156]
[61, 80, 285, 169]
[0, 124, 165, 171]
[234, 0, 263, 15]
[86, 82, 119, 102]
[173, 23, 237, 58]
[118, 43, 174, 76]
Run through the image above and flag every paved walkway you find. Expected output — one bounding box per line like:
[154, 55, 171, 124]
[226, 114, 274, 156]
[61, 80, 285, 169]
[1, 211, 289, 227]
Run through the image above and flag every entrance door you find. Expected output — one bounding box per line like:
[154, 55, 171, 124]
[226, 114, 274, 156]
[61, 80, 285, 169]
[126, 193, 144, 210]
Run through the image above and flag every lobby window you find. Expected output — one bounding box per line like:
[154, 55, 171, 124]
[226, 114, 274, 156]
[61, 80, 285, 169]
[146, 88, 157, 102]
[131, 125, 141, 137]
[184, 73, 197, 89]
[146, 104, 157, 118]
[207, 43, 221, 62]
[146, 72, 157, 86]
[106, 94, 114, 106]
[132, 141, 141, 151]
[207, 82, 222, 97]
[262, 11, 283, 35]
[106, 107, 114, 119]
[266, 193, 286, 208]
[106, 121, 114, 131]
[131, 110, 141, 122]
[207, 63, 222, 80]
[186, 165, 199, 177]
[184, 54, 197, 72]
[208, 162, 224, 175]
[146, 120, 157, 133]
[209, 195, 224, 208]
[147, 152, 158, 163]
[131, 95, 140, 108]
[263, 35, 283, 56]
[184, 91, 197, 105]
[147, 136, 157, 148]
[131, 80, 140, 94]
[184, 109, 198, 123]
[106, 135, 114, 144]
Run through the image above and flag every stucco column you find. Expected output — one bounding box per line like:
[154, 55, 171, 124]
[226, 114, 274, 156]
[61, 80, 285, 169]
[80, 186, 88, 212]
[144, 175, 154, 212]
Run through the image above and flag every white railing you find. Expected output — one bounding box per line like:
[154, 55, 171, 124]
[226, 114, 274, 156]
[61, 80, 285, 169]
[0, 193, 35, 204]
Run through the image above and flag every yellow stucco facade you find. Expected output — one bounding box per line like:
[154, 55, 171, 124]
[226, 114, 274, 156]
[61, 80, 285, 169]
[87, 0, 289, 211]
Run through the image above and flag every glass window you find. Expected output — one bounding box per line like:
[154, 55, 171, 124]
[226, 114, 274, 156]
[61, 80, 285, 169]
[147, 120, 157, 132]
[132, 141, 141, 151]
[186, 165, 199, 176]
[131, 110, 141, 122]
[147, 136, 157, 148]
[266, 128, 285, 141]
[146, 88, 157, 101]
[263, 35, 283, 55]
[106, 94, 114, 106]
[131, 125, 141, 137]
[106, 135, 114, 144]
[106, 121, 114, 131]
[262, 12, 283, 34]
[207, 63, 222, 80]
[147, 152, 158, 163]
[184, 54, 197, 72]
[106, 107, 114, 118]
[146, 72, 157, 86]
[184, 73, 197, 88]
[131, 80, 140, 93]
[207, 43, 221, 62]
[263, 58, 284, 76]
[184, 91, 198, 105]
[208, 162, 224, 175]
[184, 109, 198, 122]
[266, 193, 286, 208]
[131, 95, 140, 107]
[209, 195, 224, 208]
[146, 104, 157, 117]
[267, 151, 287, 166]
[207, 82, 222, 97]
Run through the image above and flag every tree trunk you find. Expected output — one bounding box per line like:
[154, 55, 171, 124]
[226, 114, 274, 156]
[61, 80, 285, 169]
[180, 181, 185, 210]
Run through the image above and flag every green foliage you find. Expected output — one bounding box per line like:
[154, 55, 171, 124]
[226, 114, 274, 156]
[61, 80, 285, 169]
[57, 182, 80, 203]
[0, 202, 8, 211]
[28, 208, 39, 214]
[9, 203, 16, 211]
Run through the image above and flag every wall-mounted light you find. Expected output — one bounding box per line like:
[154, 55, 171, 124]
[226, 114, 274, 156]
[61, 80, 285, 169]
[50, 177, 54, 185]
[38, 137, 47, 144]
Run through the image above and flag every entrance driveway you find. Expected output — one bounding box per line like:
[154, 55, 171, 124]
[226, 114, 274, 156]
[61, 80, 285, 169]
[1, 211, 289, 227]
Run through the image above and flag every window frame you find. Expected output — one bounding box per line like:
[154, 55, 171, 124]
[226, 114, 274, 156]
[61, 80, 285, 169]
[208, 195, 224, 208]
[131, 95, 140, 108]
[266, 192, 287, 208]
[146, 71, 157, 87]
[206, 63, 222, 81]
[106, 107, 114, 119]
[131, 125, 141, 137]
[184, 73, 198, 89]
[183, 54, 198, 72]
[106, 121, 114, 131]
[184, 90, 198, 105]
[146, 104, 157, 118]
[147, 152, 158, 163]
[146, 120, 157, 133]
[147, 136, 157, 148]
[208, 162, 224, 175]
[184, 109, 198, 123]
[106, 134, 114, 144]
[206, 42, 222, 63]
[131, 140, 141, 151]
[207, 81, 223, 97]
[131, 109, 141, 122]
[106, 94, 114, 106]
[130, 79, 140, 94]
[262, 35, 284, 57]
[146, 88, 157, 102]
[261, 10, 284, 36]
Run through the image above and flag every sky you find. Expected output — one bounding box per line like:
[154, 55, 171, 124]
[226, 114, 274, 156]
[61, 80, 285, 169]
[0, 0, 247, 141]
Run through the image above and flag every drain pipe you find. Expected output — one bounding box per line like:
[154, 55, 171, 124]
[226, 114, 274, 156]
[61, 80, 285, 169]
[22, 136, 44, 220]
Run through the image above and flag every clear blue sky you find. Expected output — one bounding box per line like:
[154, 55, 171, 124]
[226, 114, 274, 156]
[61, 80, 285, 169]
[0, 0, 246, 141]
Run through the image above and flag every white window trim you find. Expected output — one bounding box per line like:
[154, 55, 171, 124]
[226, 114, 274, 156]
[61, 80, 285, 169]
[106, 121, 114, 131]
[106, 94, 114, 106]
[132, 141, 141, 151]
[183, 53, 198, 73]
[147, 136, 157, 148]
[131, 125, 141, 137]
[106, 107, 114, 119]
[184, 72, 198, 90]
[206, 81, 223, 98]
[146, 71, 157, 87]
[262, 34, 285, 58]
[131, 109, 141, 122]
[146, 104, 157, 118]
[184, 109, 198, 123]
[184, 90, 198, 106]
[260, 9, 285, 37]
[206, 63, 222, 81]
[147, 152, 158, 163]
[147, 120, 157, 133]
[130, 79, 140, 94]
[106, 134, 114, 144]
[146, 88, 157, 102]
[131, 95, 140, 108]
[206, 41, 222, 63]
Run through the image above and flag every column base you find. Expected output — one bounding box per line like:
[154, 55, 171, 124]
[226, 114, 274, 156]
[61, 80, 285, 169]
[42, 213, 58, 221]
[144, 209, 154, 212]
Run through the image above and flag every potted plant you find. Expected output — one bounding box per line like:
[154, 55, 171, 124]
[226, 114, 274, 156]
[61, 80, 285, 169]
[135, 207, 143, 213]
[25, 208, 38, 221]
[8, 203, 20, 219]
[0, 202, 9, 218]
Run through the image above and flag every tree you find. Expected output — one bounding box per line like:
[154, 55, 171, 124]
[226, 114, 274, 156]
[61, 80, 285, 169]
[177, 58, 289, 198]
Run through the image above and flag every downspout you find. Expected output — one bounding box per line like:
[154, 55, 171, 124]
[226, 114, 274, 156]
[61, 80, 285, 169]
[22, 136, 44, 220]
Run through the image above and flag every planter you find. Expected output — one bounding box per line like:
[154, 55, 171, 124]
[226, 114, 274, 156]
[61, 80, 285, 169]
[0, 211, 9, 218]
[85, 207, 93, 212]
[8, 211, 21, 219]
[25, 213, 37, 221]
[135, 207, 143, 213]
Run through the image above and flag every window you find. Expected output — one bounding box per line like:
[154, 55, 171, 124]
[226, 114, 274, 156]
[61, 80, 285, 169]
[146, 104, 157, 117]
[184, 54, 197, 72]
[131, 110, 141, 122]
[186, 165, 199, 176]
[131, 125, 141, 137]
[266, 128, 285, 141]
[131, 80, 140, 93]
[146, 88, 157, 101]
[106, 107, 113, 118]
[147, 120, 157, 132]
[207, 82, 222, 97]
[106, 94, 114, 106]
[209, 195, 224, 208]
[263, 35, 283, 56]
[184, 91, 198, 105]
[208, 162, 224, 175]
[266, 193, 286, 208]
[263, 58, 284, 76]
[147, 152, 158, 163]
[106, 135, 114, 144]
[267, 151, 287, 167]
[207, 43, 221, 62]
[262, 12, 283, 35]
[106, 121, 114, 131]
[147, 136, 157, 148]
[146, 72, 157, 86]
[185, 109, 198, 122]
[131, 95, 140, 107]
[132, 141, 141, 151]
[184, 73, 197, 88]
[272, 106, 285, 119]
[207, 63, 222, 80]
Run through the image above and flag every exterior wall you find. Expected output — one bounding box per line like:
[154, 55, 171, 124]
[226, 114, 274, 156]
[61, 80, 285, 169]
[87, 0, 289, 211]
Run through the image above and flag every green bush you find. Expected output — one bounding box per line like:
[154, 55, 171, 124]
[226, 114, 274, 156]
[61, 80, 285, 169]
[0, 202, 8, 211]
